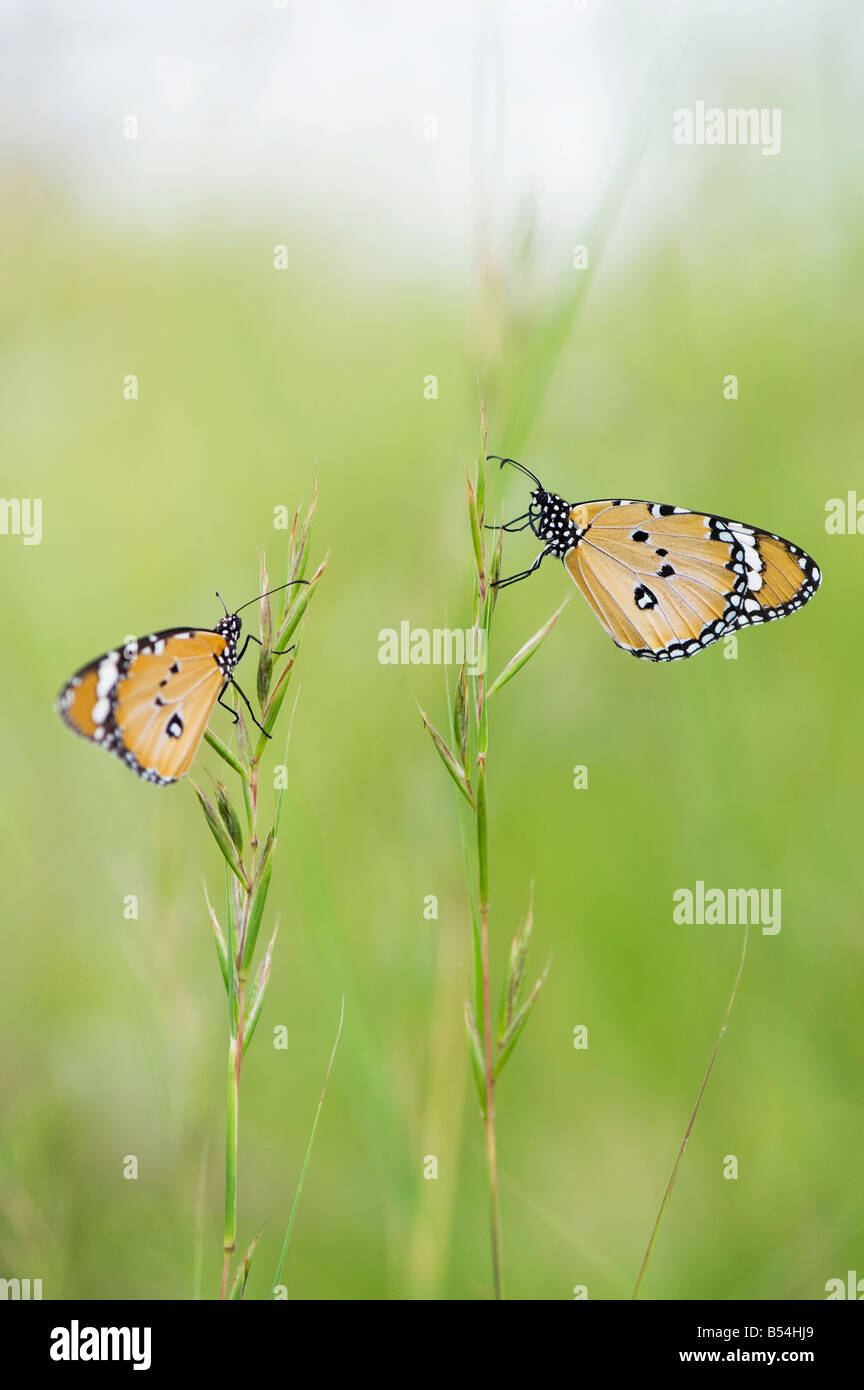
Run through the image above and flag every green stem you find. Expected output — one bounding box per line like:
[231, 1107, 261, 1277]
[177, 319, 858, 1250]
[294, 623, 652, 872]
[473, 426, 501, 1301]
[221, 1033, 239, 1299]
[221, 748, 259, 1299]
[476, 686, 501, 1300]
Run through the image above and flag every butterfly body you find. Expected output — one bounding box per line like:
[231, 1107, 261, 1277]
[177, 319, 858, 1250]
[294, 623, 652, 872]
[492, 458, 821, 662]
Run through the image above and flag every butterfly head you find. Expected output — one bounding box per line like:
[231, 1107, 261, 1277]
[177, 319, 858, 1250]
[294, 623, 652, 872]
[492, 455, 576, 551]
[215, 612, 242, 652]
[529, 488, 574, 543]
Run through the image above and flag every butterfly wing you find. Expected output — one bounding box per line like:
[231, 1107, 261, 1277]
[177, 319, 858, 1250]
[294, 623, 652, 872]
[564, 501, 821, 661]
[57, 629, 231, 783]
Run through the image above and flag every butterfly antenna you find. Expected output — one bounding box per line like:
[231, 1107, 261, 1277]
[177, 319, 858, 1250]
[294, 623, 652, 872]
[215, 591, 229, 615]
[233, 579, 310, 615]
[487, 455, 545, 490]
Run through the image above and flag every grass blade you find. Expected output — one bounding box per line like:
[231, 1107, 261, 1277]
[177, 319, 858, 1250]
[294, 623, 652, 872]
[229, 1229, 261, 1300]
[203, 728, 251, 783]
[464, 998, 488, 1111]
[242, 921, 278, 1059]
[203, 879, 230, 995]
[190, 779, 249, 891]
[240, 830, 275, 972]
[631, 926, 750, 1299]
[416, 703, 475, 809]
[487, 598, 570, 700]
[495, 960, 549, 1079]
[271, 996, 345, 1298]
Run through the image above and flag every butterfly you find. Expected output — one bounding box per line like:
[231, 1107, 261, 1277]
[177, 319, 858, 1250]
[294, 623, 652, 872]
[490, 457, 821, 661]
[55, 581, 306, 785]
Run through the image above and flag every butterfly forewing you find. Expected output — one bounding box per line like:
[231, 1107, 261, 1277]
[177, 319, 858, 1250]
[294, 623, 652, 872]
[59, 666, 104, 740]
[57, 628, 233, 784]
[563, 501, 820, 661]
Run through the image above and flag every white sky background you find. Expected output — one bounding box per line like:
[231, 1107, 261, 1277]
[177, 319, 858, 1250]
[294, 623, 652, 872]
[1, 0, 862, 281]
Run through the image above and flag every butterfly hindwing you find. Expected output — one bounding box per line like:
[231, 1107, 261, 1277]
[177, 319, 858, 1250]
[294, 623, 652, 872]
[57, 628, 233, 784]
[563, 501, 821, 661]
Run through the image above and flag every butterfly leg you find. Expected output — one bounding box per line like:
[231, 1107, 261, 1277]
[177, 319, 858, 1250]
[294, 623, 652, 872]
[485, 513, 532, 533]
[229, 678, 272, 738]
[236, 634, 297, 662]
[216, 685, 241, 724]
[492, 547, 552, 589]
[216, 679, 270, 737]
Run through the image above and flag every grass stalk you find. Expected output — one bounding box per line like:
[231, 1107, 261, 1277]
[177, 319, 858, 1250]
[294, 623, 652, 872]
[419, 400, 561, 1298]
[632, 925, 750, 1299]
[192, 494, 327, 1300]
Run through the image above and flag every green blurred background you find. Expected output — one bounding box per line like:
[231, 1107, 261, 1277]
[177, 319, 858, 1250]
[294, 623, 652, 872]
[1, 1, 862, 1300]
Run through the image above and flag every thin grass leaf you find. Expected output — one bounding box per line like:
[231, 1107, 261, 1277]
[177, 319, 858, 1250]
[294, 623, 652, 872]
[190, 779, 249, 891]
[262, 653, 296, 729]
[476, 396, 487, 516]
[204, 880, 230, 995]
[279, 507, 302, 623]
[453, 664, 469, 774]
[283, 479, 317, 603]
[235, 702, 252, 768]
[417, 702, 475, 809]
[480, 530, 502, 630]
[467, 474, 484, 580]
[488, 524, 503, 593]
[257, 645, 273, 709]
[292, 479, 318, 582]
[259, 550, 272, 651]
[256, 551, 274, 706]
[271, 996, 345, 1298]
[464, 998, 488, 1112]
[240, 775, 254, 840]
[255, 658, 297, 762]
[275, 555, 327, 650]
[498, 886, 534, 1042]
[486, 598, 570, 700]
[203, 728, 251, 784]
[475, 544, 488, 628]
[632, 926, 750, 1299]
[215, 780, 244, 855]
[240, 829, 275, 972]
[243, 921, 278, 1058]
[495, 960, 550, 1079]
[229, 1229, 261, 1301]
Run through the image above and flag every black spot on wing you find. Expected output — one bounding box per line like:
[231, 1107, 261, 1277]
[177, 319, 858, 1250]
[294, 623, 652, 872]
[634, 584, 658, 611]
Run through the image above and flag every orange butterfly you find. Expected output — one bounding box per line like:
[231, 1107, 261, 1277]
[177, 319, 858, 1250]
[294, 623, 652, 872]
[491, 457, 821, 661]
[56, 583, 306, 785]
